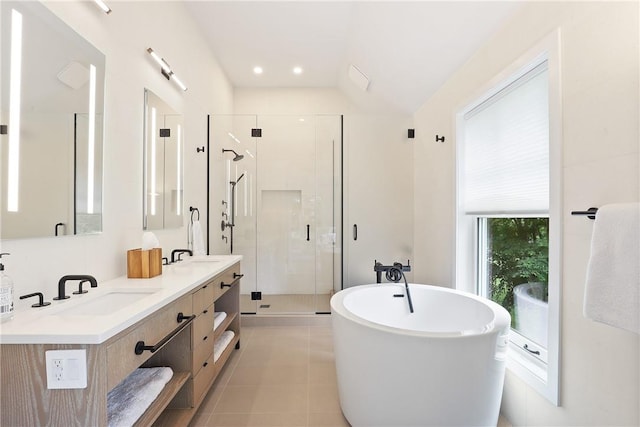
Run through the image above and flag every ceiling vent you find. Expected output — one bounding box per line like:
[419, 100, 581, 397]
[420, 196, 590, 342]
[348, 64, 370, 92]
[57, 61, 89, 89]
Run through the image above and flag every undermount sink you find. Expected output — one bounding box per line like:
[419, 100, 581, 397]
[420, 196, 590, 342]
[190, 256, 221, 263]
[54, 289, 161, 316]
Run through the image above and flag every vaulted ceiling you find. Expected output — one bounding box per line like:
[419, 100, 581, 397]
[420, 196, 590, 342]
[185, 1, 522, 114]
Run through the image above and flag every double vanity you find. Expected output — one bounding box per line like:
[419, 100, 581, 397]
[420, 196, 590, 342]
[0, 255, 241, 426]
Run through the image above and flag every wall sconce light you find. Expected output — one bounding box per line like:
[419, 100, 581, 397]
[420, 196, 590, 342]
[8, 8, 23, 213]
[93, 0, 112, 14]
[147, 48, 188, 91]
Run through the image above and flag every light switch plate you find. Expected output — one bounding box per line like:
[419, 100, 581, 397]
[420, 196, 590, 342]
[45, 349, 87, 389]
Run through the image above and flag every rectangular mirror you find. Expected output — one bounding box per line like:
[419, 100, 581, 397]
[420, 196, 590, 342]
[143, 89, 184, 230]
[0, 1, 105, 239]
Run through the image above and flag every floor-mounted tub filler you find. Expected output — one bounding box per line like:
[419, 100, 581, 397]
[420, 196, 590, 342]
[331, 283, 511, 427]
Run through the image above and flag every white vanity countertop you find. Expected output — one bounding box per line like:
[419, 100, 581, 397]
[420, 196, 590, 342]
[0, 255, 242, 345]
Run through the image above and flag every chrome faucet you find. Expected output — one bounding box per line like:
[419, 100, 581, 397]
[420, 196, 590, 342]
[54, 275, 98, 300]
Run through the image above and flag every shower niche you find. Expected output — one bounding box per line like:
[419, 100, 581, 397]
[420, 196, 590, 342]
[211, 114, 342, 315]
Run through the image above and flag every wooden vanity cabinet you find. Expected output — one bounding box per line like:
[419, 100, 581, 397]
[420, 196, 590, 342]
[0, 261, 242, 427]
[153, 261, 241, 425]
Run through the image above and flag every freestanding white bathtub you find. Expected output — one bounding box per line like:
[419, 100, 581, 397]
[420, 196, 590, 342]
[331, 283, 511, 427]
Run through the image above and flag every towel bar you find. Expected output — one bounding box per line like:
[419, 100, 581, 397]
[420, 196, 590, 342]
[134, 313, 195, 355]
[571, 207, 598, 220]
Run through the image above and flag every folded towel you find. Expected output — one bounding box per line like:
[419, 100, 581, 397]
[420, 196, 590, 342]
[214, 330, 235, 362]
[584, 203, 640, 334]
[214, 311, 227, 331]
[192, 220, 206, 256]
[107, 367, 173, 427]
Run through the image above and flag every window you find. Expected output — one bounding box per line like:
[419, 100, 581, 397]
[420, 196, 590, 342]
[456, 32, 561, 405]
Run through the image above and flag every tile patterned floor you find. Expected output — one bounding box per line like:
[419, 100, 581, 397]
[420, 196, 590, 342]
[190, 323, 513, 427]
[190, 325, 350, 427]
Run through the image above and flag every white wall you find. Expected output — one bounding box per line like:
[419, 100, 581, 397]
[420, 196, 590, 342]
[413, 1, 639, 425]
[2, 1, 233, 309]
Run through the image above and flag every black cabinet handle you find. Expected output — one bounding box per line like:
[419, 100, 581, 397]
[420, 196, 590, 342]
[221, 274, 244, 288]
[523, 344, 540, 355]
[177, 312, 192, 322]
[134, 313, 195, 355]
[306, 224, 310, 241]
[353, 224, 358, 241]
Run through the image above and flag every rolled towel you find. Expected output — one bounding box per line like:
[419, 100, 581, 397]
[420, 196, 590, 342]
[107, 367, 173, 427]
[584, 203, 640, 334]
[214, 330, 235, 362]
[213, 311, 227, 331]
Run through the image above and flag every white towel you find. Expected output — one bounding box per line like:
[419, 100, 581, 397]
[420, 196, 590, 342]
[214, 311, 227, 331]
[584, 203, 640, 334]
[192, 220, 206, 256]
[214, 330, 235, 362]
[107, 367, 173, 427]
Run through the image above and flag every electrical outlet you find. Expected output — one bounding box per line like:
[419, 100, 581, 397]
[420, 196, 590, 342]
[45, 350, 87, 389]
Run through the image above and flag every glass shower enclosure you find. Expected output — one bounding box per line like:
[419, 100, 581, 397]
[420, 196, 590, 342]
[211, 114, 342, 314]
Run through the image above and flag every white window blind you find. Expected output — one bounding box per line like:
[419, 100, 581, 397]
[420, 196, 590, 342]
[462, 63, 549, 214]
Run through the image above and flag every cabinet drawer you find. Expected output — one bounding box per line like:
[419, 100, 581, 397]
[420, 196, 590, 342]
[106, 294, 193, 390]
[213, 263, 241, 300]
[193, 282, 215, 315]
[193, 308, 214, 345]
[193, 353, 216, 404]
[193, 334, 215, 376]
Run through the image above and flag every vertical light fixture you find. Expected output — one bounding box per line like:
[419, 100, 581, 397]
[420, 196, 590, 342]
[176, 124, 182, 215]
[150, 107, 157, 216]
[86, 64, 97, 214]
[93, 0, 112, 14]
[7, 9, 23, 213]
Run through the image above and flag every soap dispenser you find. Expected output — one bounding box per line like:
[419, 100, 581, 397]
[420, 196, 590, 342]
[0, 253, 14, 322]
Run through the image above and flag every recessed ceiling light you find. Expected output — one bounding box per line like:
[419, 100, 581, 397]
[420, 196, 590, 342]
[293, 66, 303, 75]
[253, 66, 263, 75]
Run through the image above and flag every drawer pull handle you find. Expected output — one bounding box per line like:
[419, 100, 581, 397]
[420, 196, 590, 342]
[221, 274, 244, 289]
[203, 309, 209, 314]
[177, 312, 193, 323]
[203, 335, 208, 341]
[134, 313, 196, 355]
[203, 362, 208, 367]
[203, 284, 208, 289]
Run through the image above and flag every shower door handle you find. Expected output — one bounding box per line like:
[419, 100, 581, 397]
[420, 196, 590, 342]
[306, 224, 310, 241]
[353, 224, 358, 241]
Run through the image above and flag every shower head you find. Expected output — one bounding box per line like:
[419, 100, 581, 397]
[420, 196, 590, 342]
[222, 148, 244, 161]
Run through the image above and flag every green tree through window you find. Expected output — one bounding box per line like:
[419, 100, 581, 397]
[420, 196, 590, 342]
[485, 217, 549, 329]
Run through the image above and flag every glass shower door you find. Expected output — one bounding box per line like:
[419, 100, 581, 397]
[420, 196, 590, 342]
[255, 115, 317, 314]
[212, 114, 341, 314]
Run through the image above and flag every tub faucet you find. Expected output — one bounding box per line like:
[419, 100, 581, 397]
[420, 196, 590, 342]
[374, 260, 411, 283]
[388, 266, 414, 314]
[54, 275, 97, 300]
[171, 249, 193, 263]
